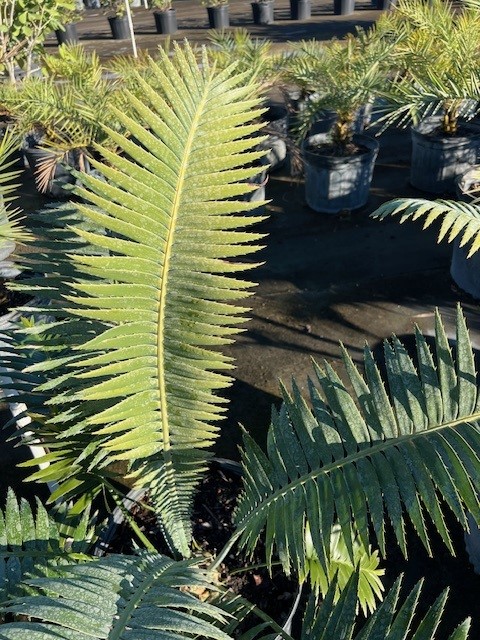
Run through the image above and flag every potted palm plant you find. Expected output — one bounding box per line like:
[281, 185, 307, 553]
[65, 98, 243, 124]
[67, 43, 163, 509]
[149, 0, 177, 34]
[379, 0, 480, 194]
[295, 29, 395, 213]
[202, 0, 229, 29]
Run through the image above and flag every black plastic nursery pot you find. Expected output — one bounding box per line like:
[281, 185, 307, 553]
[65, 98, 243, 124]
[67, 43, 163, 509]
[333, 0, 354, 15]
[153, 9, 178, 34]
[289, 0, 311, 20]
[55, 23, 78, 45]
[259, 103, 289, 171]
[251, 0, 274, 24]
[410, 117, 480, 194]
[108, 15, 130, 40]
[375, 0, 397, 9]
[302, 133, 379, 214]
[449, 166, 480, 299]
[207, 5, 229, 29]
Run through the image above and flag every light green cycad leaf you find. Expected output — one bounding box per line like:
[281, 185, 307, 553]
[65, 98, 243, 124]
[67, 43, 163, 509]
[371, 198, 480, 257]
[304, 522, 384, 616]
[300, 572, 471, 640]
[3, 42, 268, 557]
[234, 306, 480, 588]
[0, 488, 94, 605]
[0, 553, 232, 640]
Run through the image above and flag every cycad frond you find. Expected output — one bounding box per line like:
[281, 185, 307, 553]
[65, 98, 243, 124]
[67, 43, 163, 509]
[234, 307, 480, 586]
[4, 43, 267, 557]
[0, 489, 94, 605]
[371, 198, 480, 257]
[0, 553, 232, 640]
[301, 573, 470, 640]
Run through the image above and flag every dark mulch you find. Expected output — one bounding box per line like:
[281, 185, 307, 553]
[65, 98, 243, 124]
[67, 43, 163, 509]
[106, 462, 297, 631]
[304, 140, 369, 157]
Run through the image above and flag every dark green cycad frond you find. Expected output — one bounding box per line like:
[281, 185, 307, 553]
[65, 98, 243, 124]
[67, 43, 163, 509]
[371, 197, 480, 257]
[301, 573, 470, 640]
[0, 553, 232, 640]
[0, 489, 94, 605]
[234, 306, 480, 586]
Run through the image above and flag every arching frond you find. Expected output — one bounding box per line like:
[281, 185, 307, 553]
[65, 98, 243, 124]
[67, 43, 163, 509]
[371, 198, 480, 257]
[3, 43, 267, 558]
[0, 489, 94, 606]
[234, 307, 480, 586]
[0, 553, 232, 640]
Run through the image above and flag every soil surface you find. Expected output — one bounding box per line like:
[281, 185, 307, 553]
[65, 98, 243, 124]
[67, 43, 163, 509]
[304, 139, 368, 157]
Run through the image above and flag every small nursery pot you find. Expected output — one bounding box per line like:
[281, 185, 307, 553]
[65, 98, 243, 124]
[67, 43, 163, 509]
[302, 133, 379, 214]
[410, 117, 480, 194]
[108, 15, 130, 40]
[333, 0, 355, 15]
[153, 8, 178, 34]
[289, 0, 311, 19]
[251, 0, 274, 24]
[55, 23, 78, 45]
[257, 103, 289, 171]
[449, 166, 480, 299]
[207, 4, 229, 29]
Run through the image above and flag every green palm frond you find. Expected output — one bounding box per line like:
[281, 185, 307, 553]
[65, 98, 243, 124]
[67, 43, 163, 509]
[371, 198, 480, 257]
[0, 553, 231, 640]
[233, 307, 480, 586]
[301, 572, 470, 640]
[0, 489, 94, 605]
[3, 43, 267, 557]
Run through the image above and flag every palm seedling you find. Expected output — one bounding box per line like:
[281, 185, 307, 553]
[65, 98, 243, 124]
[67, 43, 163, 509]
[377, 0, 480, 133]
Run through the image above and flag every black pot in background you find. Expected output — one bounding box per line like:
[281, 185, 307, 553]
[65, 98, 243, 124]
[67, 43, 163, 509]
[207, 4, 229, 29]
[153, 8, 177, 34]
[108, 15, 130, 40]
[251, 0, 274, 24]
[333, 0, 354, 15]
[55, 23, 78, 45]
[290, 0, 311, 19]
[410, 117, 480, 194]
[376, 0, 397, 9]
[302, 133, 379, 214]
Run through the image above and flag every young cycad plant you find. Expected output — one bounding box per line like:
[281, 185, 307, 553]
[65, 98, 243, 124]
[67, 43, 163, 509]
[226, 307, 480, 594]
[4, 42, 268, 558]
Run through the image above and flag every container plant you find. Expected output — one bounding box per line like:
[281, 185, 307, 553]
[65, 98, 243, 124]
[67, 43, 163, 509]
[100, 0, 133, 39]
[289, 0, 311, 21]
[294, 29, 395, 213]
[149, 0, 177, 34]
[0, 39, 478, 639]
[378, 0, 480, 194]
[202, 0, 229, 30]
[251, 0, 274, 25]
[0, 45, 126, 195]
[54, 7, 84, 46]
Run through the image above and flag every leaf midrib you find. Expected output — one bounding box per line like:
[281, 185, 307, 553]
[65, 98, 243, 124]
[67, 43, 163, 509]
[235, 412, 480, 534]
[156, 67, 213, 548]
